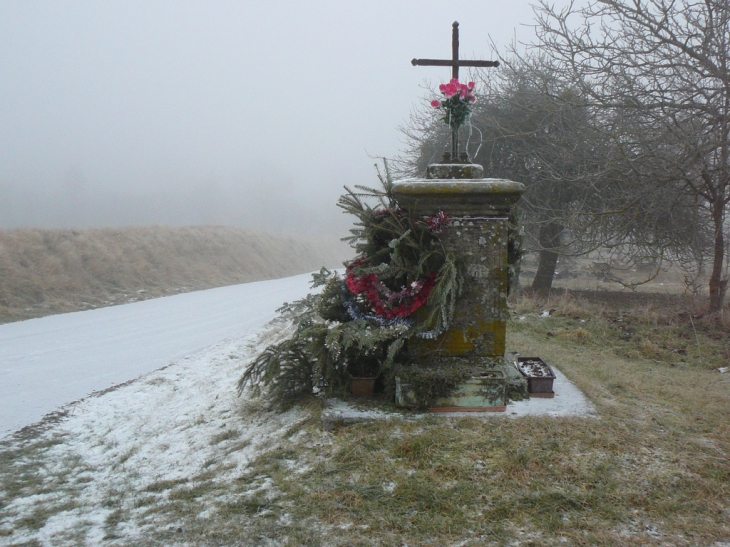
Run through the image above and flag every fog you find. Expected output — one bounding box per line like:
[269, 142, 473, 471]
[1, 1, 555, 235]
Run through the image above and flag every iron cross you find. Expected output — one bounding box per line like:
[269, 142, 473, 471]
[411, 21, 499, 80]
[412, 21, 499, 161]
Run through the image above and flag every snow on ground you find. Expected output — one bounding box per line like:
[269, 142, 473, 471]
[0, 316, 314, 546]
[0, 272, 314, 438]
[504, 366, 597, 418]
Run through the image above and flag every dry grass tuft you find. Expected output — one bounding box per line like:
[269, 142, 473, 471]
[0, 225, 350, 323]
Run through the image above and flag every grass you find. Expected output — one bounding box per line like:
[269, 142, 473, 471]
[15, 501, 80, 531]
[246, 287, 729, 545]
[1, 286, 728, 545]
[0, 436, 67, 510]
[0, 225, 348, 324]
[210, 429, 240, 445]
[0, 434, 91, 541]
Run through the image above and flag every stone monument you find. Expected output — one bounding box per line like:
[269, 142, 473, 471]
[393, 22, 527, 410]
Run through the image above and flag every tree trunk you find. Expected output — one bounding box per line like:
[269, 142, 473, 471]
[708, 199, 728, 313]
[531, 222, 562, 294]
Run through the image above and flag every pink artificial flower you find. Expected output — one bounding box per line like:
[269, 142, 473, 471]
[450, 78, 459, 85]
[439, 84, 446, 92]
[431, 99, 441, 108]
[469, 95, 476, 103]
[460, 89, 467, 99]
[468, 81, 475, 90]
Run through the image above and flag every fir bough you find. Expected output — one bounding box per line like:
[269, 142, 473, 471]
[237, 162, 467, 410]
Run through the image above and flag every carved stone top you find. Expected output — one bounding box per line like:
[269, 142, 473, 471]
[426, 163, 484, 180]
[391, 177, 525, 216]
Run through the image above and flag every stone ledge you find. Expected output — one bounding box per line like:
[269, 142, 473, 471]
[393, 178, 525, 195]
[392, 178, 525, 216]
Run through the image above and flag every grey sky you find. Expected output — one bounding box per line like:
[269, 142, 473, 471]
[1, 0, 553, 234]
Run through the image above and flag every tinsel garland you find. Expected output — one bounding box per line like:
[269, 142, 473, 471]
[345, 258, 437, 319]
[340, 286, 414, 327]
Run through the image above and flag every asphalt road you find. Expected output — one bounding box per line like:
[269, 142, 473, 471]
[0, 273, 313, 438]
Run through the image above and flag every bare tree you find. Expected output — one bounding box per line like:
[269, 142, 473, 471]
[533, 0, 730, 311]
[472, 64, 605, 293]
[398, 55, 707, 294]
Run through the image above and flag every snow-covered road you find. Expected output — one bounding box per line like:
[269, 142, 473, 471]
[0, 273, 313, 439]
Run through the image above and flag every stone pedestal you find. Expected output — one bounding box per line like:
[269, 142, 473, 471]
[392, 169, 527, 410]
[392, 176, 525, 360]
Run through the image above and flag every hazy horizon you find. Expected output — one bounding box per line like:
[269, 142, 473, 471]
[1, 1, 572, 235]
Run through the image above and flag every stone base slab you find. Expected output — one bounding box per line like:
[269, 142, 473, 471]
[428, 406, 506, 413]
[320, 365, 598, 430]
[394, 359, 528, 410]
[396, 370, 507, 410]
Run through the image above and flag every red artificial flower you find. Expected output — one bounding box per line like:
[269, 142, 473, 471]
[424, 211, 450, 233]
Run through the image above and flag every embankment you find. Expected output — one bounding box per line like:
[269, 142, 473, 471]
[0, 225, 350, 323]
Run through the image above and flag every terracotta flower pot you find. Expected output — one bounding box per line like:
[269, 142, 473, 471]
[350, 377, 377, 396]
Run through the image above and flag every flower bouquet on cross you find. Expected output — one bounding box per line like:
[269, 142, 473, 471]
[431, 79, 476, 161]
[431, 79, 476, 130]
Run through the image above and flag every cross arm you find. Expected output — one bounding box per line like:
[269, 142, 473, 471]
[411, 59, 500, 68]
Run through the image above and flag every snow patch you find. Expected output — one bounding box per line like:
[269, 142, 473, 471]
[1, 319, 311, 544]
